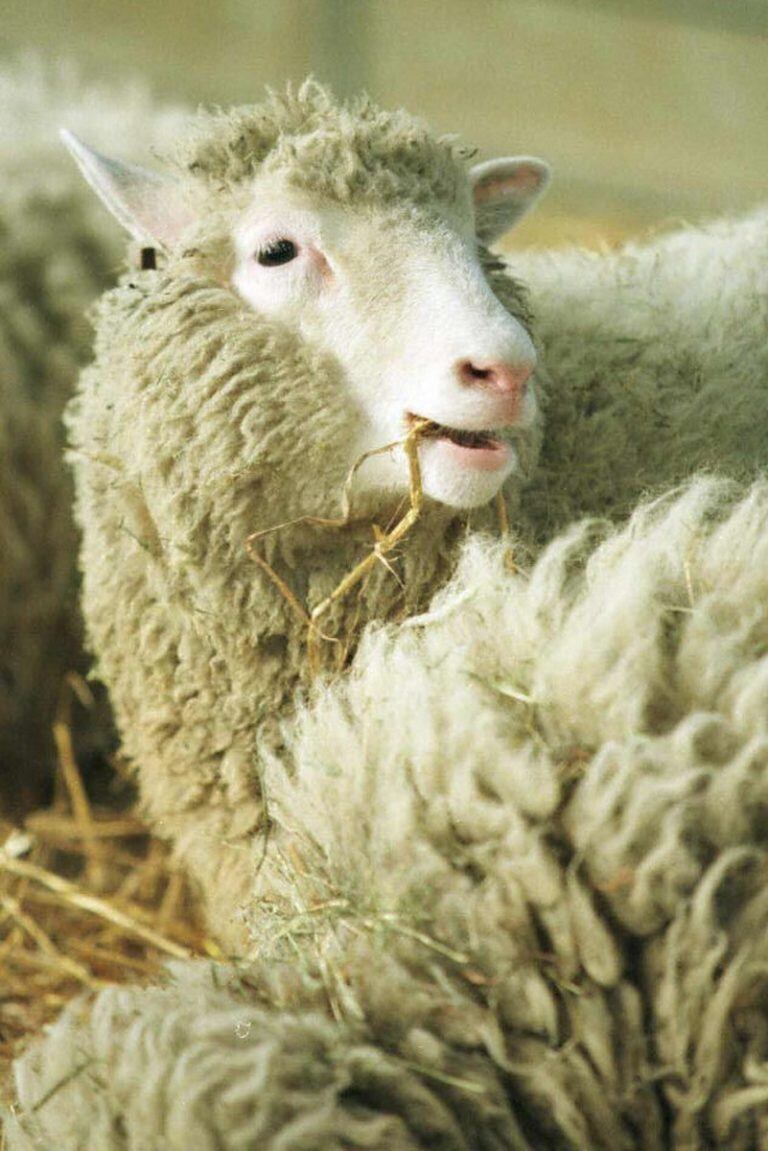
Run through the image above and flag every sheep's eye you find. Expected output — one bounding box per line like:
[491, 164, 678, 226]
[256, 239, 297, 267]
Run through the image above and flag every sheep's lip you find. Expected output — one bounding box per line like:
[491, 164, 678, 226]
[405, 411, 506, 451]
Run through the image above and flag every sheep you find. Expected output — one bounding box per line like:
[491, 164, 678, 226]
[8, 70, 767, 829]
[8, 475, 768, 1149]
[59, 78, 551, 945]
[58, 77, 768, 952]
[7, 78, 768, 1150]
[0, 62, 184, 812]
[58, 75, 768, 946]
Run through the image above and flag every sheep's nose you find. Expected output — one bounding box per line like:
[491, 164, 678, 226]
[456, 357, 534, 397]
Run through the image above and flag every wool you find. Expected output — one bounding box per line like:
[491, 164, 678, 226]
[174, 81, 477, 215]
[5, 962, 496, 1150]
[9, 478, 768, 1149]
[515, 208, 768, 536]
[0, 62, 184, 811]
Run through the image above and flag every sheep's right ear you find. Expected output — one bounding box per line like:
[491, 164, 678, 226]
[60, 130, 195, 249]
[471, 157, 551, 243]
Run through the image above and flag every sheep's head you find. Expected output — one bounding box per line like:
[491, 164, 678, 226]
[63, 81, 549, 514]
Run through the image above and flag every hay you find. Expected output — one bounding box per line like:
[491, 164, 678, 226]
[245, 418, 515, 673]
[0, 709, 215, 1096]
[245, 417, 431, 672]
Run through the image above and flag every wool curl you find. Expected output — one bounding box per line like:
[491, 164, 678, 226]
[174, 76, 476, 214]
[8, 478, 768, 1149]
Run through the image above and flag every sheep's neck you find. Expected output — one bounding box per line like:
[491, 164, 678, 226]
[255, 505, 466, 672]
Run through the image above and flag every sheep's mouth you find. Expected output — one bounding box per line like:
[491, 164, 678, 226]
[405, 412, 504, 450]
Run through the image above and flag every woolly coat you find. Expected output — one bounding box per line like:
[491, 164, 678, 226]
[8, 478, 768, 1149]
[65, 84, 768, 947]
[0, 65, 183, 812]
[63, 83, 535, 944]
[516, 208, 768, 535]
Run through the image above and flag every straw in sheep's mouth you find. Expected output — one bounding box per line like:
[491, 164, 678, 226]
[246, 413, 517, 675]
[405, 412, 502, 450]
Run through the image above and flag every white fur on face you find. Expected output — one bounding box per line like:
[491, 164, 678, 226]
[232, 176, 538, 511]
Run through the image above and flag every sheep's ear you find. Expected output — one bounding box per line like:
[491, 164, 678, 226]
[471, 157, 551, 243]
[60, 130, 195, 249]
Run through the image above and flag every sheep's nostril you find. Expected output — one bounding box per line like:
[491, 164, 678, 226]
[456, 358, 534, 396]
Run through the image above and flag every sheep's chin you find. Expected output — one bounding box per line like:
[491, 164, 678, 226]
[418, 438, 517, 509]
[340, 432, 516, 513]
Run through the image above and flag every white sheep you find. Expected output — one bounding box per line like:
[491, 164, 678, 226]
[0, 62, 184, 812]
[59, 79, 551, 945]
[57, 79, 768, 952]
[8, 477, 768, 1149]
[8, 72, 767, 828]
[7, 78, 768, 1150]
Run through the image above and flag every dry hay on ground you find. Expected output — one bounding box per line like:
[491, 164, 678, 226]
[0, 704, 215, 1096]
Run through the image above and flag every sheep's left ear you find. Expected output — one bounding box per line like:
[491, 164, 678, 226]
[471, 157, 551, 243]
[60, 129, 195, 249]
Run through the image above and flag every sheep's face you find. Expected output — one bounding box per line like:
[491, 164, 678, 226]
[62, 124, 549, 512]
[228, 171, 545, 511]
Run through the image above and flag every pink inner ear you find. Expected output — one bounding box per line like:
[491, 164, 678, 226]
[144, 194, 197, 249]
[475, 165, 542, 204]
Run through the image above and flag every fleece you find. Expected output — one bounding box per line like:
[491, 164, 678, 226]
[64, 80, 533, 943]
[8, 478, 768, 1149]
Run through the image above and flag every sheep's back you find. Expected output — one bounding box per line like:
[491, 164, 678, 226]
[515, 209, 768, 539]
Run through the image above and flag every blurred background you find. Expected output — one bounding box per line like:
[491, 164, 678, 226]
[3, 0, 768, 244]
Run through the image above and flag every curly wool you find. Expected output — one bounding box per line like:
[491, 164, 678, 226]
[173, 78, 477, 215]
[0, 63, 184, 811]
[9, 478, 768, 1149]
[7, 962, 485, 1151]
